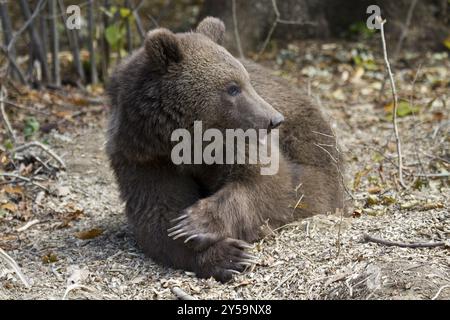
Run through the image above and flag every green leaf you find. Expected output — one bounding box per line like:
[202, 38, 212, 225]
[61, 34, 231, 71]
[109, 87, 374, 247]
[385, 100, 420, 118]
[443, 36, 450, 50]
[119, 7, 131, 18]
[24, 117, 40, 139]
[105, 25, 124, 47]
[3, 139, 14, 150]
[397, 100, 420, 117]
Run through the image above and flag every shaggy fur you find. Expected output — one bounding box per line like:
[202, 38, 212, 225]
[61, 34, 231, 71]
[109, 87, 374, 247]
[106, 17, 344, 282]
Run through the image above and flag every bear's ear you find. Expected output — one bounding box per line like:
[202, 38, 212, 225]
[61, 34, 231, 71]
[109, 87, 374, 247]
[196, 17, 225, 45]
[144, 28, 182, 71]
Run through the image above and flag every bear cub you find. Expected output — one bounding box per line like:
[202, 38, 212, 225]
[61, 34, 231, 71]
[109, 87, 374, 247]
[106, 17, 344, 282]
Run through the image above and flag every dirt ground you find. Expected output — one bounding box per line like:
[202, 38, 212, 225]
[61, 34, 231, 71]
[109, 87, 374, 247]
[0, 41, 449, 300]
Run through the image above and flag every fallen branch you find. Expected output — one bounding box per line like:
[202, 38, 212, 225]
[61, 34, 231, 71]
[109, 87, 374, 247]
[171, 286, 197, 300]
[16, 219, 40, 232]
[0, 86, 16, 142]
[377, 16, 406, 188]
[414, 173, 450, 178]
[14, 141, 66, 169]
[0, 248, 31, 288]
[363, 234, 446, 249]
[432, 284, 450, 300]
[62, 284, 95, 300]
[410, 64, 429, 185]
[0, 173, 49, 192]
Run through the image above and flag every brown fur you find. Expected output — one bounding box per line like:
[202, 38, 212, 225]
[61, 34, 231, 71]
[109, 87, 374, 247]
[106, 17, 344, 282]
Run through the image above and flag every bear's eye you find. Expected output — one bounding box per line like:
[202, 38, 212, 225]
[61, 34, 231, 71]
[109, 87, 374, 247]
[227, 84, 241, 97]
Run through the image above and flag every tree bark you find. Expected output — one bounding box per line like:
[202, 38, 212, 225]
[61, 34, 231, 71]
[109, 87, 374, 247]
[58, 0, 85, 83]
[49, 0, 60, 86]
[0, 2, 23, 82]
[87, 0, 98, 84]
[18, 0, 50, 82]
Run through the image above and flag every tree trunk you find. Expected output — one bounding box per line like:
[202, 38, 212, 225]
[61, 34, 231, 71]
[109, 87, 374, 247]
[18, 0, 50, 82]
[0, 2, 23, 82]
[87, 0, 98, 84]
[200, 0, 449, 54]
[58, 0, 85, 83]
[49, 0, 60, 86]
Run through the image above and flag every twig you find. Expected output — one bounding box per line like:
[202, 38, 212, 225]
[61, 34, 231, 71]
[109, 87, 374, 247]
[14, 141, 66, 169]
[414, 173, 449, 178]
[62, 284, 94, 300]
[7, 0, 47, 53]
[379, 0, 418, 98]
[266, 269, 297, 298]
[171, 287, 197, 300]
[0, 248, 31, 288]
[377, 16, 406, 188]
[432, 284, 450, 300]
[393, 0, 418, 59]
[0, 98, 51, 115]
[256, 0, 315, 60]
[231, 0, 243, 58]
[146, 14, 159, 28]
[314, 143, 337, 163]
[409, 64, 429, 185]
[17, 219, 40, 232]
[0, 46, 27, 84]
[363, 234, 445, 249]
[335, 208, 344, 257]
[132, 0, 145, 42]
[0, 86, 16, 142]
[0, 173, 49, 192]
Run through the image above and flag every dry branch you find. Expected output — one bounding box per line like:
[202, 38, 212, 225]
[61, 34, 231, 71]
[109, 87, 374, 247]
[14, 141, 66, 169]
[432, 285, 450, 300]
[171, 287, 197, 300]
[256, 0, 315, 59]
[377, 16, 406, 188]
[0, 86, 16, 142]
[363, 234, 446, 249]
[0, 248, 31, 288]
[0, 173, 49, 192]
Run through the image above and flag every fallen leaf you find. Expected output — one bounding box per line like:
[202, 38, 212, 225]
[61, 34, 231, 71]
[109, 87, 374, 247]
[384, 100, 420, 117]
[366, 195, 380, 206]
[2, 186, 24, 196]
[1, 202, 17, 212]
[42, 252, 58, 264]
[443, 36, 450, 50]
[367, 186, 382, 194]
[75, 228, 103, 240]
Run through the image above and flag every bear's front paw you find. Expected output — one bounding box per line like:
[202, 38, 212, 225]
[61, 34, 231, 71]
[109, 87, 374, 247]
[196, 238, 258, 283]
[167, 200, 223, 251]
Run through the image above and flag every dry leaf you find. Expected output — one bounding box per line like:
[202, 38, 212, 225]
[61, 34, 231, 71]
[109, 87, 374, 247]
[1, 202, 17, 212]
[368, 186, 382, 194]
[2, 186, 24, 196]
[75, 228, 103, 240]
[42, 252, 58, 264]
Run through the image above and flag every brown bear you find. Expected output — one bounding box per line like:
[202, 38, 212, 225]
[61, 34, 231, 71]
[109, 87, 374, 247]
[106, 17, 344, 282]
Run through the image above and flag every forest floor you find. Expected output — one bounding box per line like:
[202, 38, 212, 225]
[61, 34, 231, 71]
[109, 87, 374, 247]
[0, 41, 449, 300]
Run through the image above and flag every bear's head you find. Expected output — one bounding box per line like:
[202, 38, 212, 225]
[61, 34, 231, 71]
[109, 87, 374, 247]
[107, 17, 284, 160]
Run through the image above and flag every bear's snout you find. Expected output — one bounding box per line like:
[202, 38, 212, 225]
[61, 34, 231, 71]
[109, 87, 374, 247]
[269, 113, 285, 129]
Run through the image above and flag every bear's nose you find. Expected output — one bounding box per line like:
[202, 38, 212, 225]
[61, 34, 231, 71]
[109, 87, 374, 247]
[269, 113, 285, 129]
